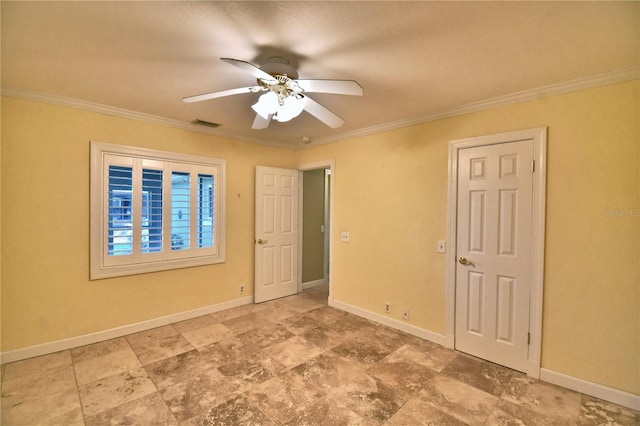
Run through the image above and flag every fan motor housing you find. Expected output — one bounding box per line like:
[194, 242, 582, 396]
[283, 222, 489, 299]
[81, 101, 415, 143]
[260, 57, 299, 80]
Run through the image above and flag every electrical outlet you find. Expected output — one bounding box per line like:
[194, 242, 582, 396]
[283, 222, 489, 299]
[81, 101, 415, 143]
[341, 231, 350, 242]
[402, 308, 410, 320]
[384, 302, 391, 314]
[240, 285, 245, 294]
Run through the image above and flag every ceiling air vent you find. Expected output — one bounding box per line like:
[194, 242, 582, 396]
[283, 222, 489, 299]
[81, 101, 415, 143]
[191, 119, 220, 128]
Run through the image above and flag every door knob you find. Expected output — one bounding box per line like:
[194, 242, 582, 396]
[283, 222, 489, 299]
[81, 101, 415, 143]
[256, 238, 268, 245]
[459, 257, 474, 266]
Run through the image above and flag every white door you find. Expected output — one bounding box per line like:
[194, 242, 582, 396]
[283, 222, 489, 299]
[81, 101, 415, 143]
[255, 166, 299, 303]
[455, 140, 533, 372]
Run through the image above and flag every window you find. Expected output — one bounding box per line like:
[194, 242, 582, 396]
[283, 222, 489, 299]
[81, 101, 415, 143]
[91, 142, 225, 279]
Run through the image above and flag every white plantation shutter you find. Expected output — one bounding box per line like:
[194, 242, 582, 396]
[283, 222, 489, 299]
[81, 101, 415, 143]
[107, 164, 133, 256]
[91, 142, 226, 279]
[141, 167, 164, 254]
[198, 173, 214, 249]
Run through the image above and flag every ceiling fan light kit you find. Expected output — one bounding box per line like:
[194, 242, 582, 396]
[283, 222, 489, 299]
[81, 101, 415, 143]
[183, 56, 363, 130]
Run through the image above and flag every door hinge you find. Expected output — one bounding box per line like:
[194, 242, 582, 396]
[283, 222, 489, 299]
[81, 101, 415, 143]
[531, 160, 536, 173]
[527, 332, 531, 345]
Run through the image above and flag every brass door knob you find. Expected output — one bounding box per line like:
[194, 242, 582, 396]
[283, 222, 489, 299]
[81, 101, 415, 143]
[256, 238, 268, 245]
[458, 257, 474, 266]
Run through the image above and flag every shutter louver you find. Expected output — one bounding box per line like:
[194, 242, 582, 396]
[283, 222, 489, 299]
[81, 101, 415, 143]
[108, 165, 133, 256]
[171, 171, 191, 250]
[198, 174, 215, 248]
[142, 168, 163, 254]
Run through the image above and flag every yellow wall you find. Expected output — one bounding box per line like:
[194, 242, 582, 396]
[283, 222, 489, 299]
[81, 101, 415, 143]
[2, 79, 638, 395]
[1, 97, 296, 351]
[296, 80, 639, 395]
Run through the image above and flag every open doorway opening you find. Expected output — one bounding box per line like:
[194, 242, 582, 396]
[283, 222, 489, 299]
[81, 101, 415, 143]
[298, 160, 334, 304]
[302, 169, 329, 288]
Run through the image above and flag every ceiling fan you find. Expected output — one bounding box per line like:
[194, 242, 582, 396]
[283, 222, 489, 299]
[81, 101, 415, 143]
[183, 57, 363, 129]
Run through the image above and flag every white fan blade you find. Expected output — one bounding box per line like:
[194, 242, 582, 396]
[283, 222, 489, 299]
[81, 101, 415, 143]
[182, 86, 263, 103]
[221, 58, 277, 83]
[303, 96, 345, 128]
[252, 113, 272, 129]
[294, 79, 363, 96]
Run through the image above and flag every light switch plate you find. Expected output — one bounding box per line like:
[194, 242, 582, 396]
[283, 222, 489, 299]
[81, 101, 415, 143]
[437, 240, 446, 253]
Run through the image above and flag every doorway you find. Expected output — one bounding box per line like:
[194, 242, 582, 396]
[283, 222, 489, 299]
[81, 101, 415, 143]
[298, 160, 335, 304]
[445, 128, 547, 378]
[301, 168, 330, 289]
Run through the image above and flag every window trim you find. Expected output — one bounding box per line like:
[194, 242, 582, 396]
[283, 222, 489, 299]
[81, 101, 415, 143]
[90, 141, 226, 280]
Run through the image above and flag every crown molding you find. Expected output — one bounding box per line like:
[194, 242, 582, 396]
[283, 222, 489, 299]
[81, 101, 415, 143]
[0, 87, 293, 151]
[3, 68, 638, 151]
[307, 68, 640, 148]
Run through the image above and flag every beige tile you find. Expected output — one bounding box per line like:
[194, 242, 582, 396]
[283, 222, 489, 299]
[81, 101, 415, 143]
[217, 351, 287, 389]
[292, 351, 400, 423]
[2, 351, 72, 381]
[330, 339, 393, 364]
[302, 306, 350, 325]
[488, 399, 576, 425]
[1, 388, 83, 426]
[385, 396, 468, 426]
[442, 352, 521, 397]
[282, 397, 378, 426]
[1, 364, 77, 403]
[85, 392, 177, 426]
[182, 394, 276, 425]
[70, 336, 130, 363]
[222, 312, 272, 334]
[419, 374, 499, 424]
[209, 303, 268, 322]
[502, 376, 582, 421]
[366, 355, 436, 402]
[577, 395, 640, 425]
[292, 351, 368, 389]
[72, 338, 142, 385]
[385, 343, 457, 373]
[180, 322, 234, 348]
[126, 325, 194, 365]
[281, 295, 324, 313]
[237, 322, 295, 349]
[256, 305, 299, 323]
[160, 367, 238, 422]
[301, 322, 352, 350]
[146, 349, 215, 390]
[197, 336, 260, 369]
[243, 369, 325, 424]
[172, 314, 219, 334]
[282, 314, 328, 336]
[262, 335, 325, 369]
[78, 367, 158, 417]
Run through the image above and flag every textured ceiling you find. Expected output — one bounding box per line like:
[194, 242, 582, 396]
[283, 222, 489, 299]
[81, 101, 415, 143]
[2, 1, 638, 149]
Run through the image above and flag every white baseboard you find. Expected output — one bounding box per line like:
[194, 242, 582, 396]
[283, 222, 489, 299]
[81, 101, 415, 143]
[302, 278, 328, 290]
[540, 368, 640, 411]
[4, 295, 638, 412]
[329, 299, 449, 347]
[1, 296, 254, 365]
[329, 299, 640, 411]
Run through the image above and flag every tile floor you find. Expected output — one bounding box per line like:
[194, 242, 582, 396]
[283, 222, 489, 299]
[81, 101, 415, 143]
[2, 284, 638, 425]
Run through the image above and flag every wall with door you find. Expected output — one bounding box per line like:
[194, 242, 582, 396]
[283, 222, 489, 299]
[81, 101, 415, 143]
[2, 80, 638, 398]
[295, 79, 639, 396]
[1, 96, 296, 352]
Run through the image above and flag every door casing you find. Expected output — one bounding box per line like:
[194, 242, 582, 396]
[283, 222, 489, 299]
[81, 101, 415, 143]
[445, 128, 547, 378]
